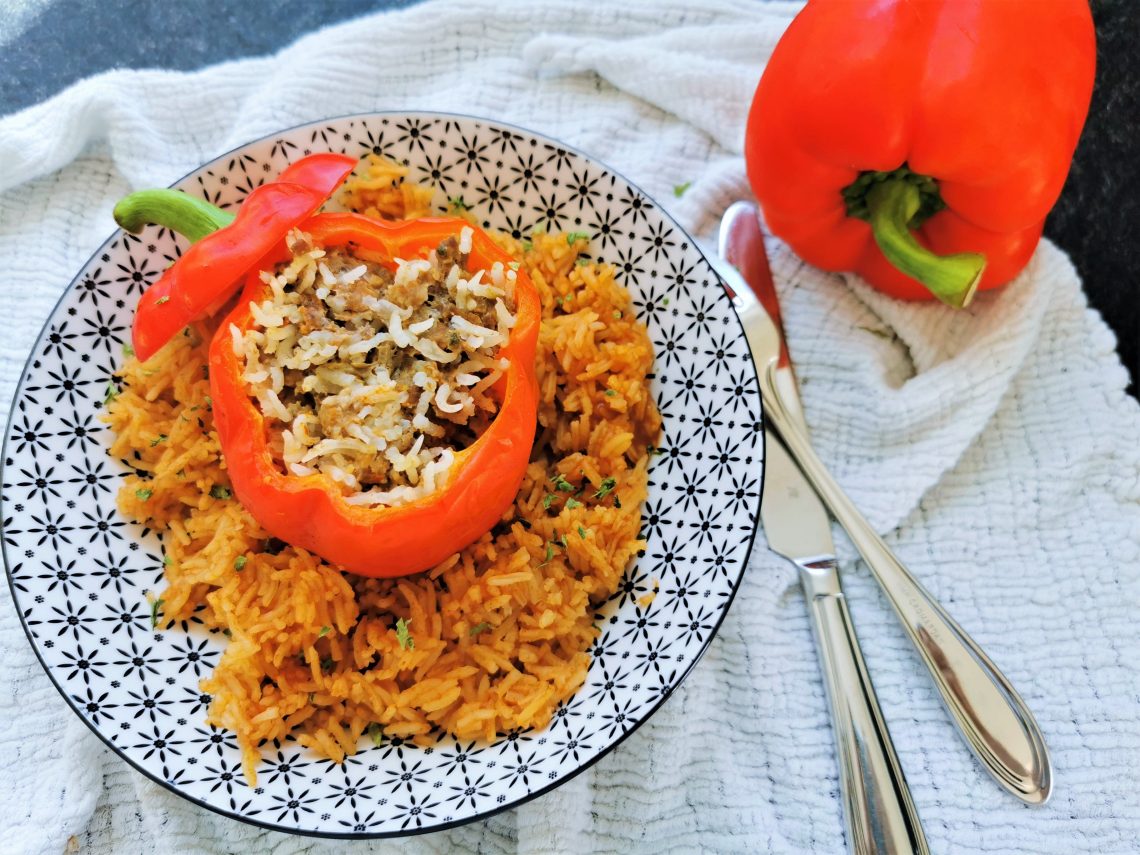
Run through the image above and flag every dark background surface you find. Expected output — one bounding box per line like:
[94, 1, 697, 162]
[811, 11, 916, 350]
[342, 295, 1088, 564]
[2, 0, 1136, 395]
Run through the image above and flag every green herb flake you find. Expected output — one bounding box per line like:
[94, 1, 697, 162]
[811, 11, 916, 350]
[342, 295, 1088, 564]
[673, 181, 692, 198]
[565, 497, 582, 510]
[150, 598, 165, 629]
[613, 310, 622, 320]
[135, 487, 153, 502]
[469, 622, 492, 636]
[543, 542, 555, 564]
[594, 477, 617, 500]
[320, 657, 335, 673]
[565, 231, 590, 244]
[367, 722, 385, 746]
[553, 474, 575, 493]
[234, 555, 247, 571]
[395, 617, 415, 650]
[604, 389, 617, 397]
[662, 297, 670, 305]
[122, 343, 135, 358]
[508, 261, 520, 270]
[542, 493, 556, 510]
[521, 238, 533, 253]
[149, 434, 167, 447]
[559, 533, 569, 548]
[318, 625, 331, 638]
[103, 382, 118, 406]
[578, 526, 588, 539]
[210, 485, 232, 500]
[162, 554, 172, 567]
[155, 296, 171, 306]
[448, 196, 469, 212]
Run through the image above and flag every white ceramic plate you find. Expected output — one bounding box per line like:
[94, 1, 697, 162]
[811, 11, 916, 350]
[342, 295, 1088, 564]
[2, 113, 764, 837]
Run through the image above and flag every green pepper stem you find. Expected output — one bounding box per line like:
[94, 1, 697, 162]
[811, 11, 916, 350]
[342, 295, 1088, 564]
[866, 179, 985, 309]
[113, 189, 234, 243]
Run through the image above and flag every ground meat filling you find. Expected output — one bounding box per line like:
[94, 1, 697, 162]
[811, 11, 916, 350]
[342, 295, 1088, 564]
[231, 226, 519, 506]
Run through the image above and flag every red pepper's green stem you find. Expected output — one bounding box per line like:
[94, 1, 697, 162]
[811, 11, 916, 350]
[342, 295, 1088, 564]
[114, 190, 234, 243]
[866, 179, 985, 308]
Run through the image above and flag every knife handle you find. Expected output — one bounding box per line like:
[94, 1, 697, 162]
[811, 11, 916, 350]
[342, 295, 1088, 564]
[763, 371, 1052, 806]
[799, 558, 930, 855]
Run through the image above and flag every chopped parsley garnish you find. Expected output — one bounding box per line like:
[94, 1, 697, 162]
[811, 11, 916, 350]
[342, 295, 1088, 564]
[613, 310, 622, 319]
[103, 382, 118, 406]
[209, 485, 231, 500]
[508, 261, 520, 270]
[673, 181, 692, 197]
[604, 389, 617, 397]
[448, 196, 469, 211]
[162, 554, 172, 567]
[320, 657, 335, 673]
[578, 526, 588, 539]
[121, 343, 135, 358]
[553, 474, 575, 492]
[150, 598, 164, 628]
[233, 555, 247, 571]
[575, 257, 589, 266]
[149, 434, 167, 447]
[565, 231, 590, 244]
[367, 723, 385, 746]
[469, 622, 491, 636]
[395, 617, 414, 649]
[542, 493, 556, 510]
[662, 297, 670, 305]
[565, 497, 582, 510]
[318, 625, 331, 638]
[155, 296, 170, 306]
[134, 487, 153, 501]
[559, 533, 569, 548]
[543, 542, 555, 564]
[594, 477, 617, 499]
[521, 238, 533, 253]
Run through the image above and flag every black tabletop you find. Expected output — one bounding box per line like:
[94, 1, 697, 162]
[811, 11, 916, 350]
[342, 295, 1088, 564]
[2, 0, 1136, 396]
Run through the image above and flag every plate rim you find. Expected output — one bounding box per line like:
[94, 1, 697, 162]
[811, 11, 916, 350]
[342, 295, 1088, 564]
[0, 109, 767, 839]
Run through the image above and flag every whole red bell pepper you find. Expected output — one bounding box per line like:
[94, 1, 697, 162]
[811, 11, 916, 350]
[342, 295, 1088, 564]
[114, 153, 357, 359]
[208, 213, 540, 578]
[745, 0, 1096, 307]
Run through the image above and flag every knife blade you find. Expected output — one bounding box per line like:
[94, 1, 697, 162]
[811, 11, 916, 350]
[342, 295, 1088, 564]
[721, 201, 1052, 808]
[715, 204, 929, 855]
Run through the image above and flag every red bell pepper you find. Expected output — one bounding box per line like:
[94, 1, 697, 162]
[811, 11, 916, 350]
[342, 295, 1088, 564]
[114, 153, 357, 359]
[745, 0, 1096, 307]
[209, 213, 540, 577]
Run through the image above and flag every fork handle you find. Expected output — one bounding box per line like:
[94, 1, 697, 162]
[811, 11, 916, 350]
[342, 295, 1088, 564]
[799, 557, 930, 855]
[763, 365, 1053, 805]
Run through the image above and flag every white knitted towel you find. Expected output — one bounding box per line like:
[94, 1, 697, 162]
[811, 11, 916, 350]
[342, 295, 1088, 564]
[1, 1, 1138, 853]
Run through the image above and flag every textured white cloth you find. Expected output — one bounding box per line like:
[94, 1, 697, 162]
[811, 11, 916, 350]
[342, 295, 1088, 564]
[2, 1, 1138, 852]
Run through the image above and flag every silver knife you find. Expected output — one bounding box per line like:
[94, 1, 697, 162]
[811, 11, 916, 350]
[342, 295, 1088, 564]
[719, 201, 1051, 807]
[713, 214, 929, 855]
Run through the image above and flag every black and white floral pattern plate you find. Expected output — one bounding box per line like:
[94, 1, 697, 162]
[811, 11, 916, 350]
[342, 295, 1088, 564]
[1, 114, 763, 838]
